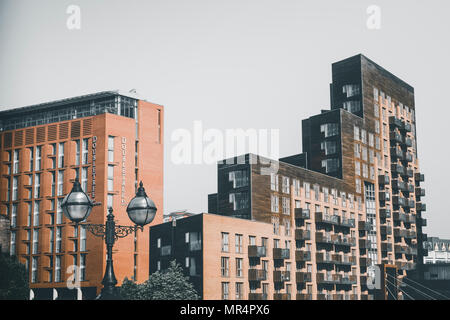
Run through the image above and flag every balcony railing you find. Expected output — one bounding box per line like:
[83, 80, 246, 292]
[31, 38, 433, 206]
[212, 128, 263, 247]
[390, 132, 403, 144]
[315, 212, 340, 225]
[378, 174, 390, 185]
[315, 232, 332, 244]
[316, 273, 340, 284]
[390, 147, 404, 159]
[248, 245, 267, 258]
[295, 208, 310, 220]
[248, 269, 267, 281]
[341, 218, 355, 228]
[295, 250, 311, 262]
[273, 270, 290, 283]
[248, 293, 268, 300]
[316, 252, 334, 264]
[416, 203, 427, 212]
[358, 221, 372, 232]
[296, 271, 312, 283]
[339, 275, 357, 285]
[381, 242, 392, 252]
[359, 239, 371, 249]
[391, 164, 405, 176]
[359, 257, 372, 266]
[379, 208, 391, 219]
[273, 293, 290, 300]
[295, 229, 311, 241]
[415, 173, 425, 182]
[296, 293, 312, 300]
[415, 187, 425, 197]
[392, 196, 407, 208]
[273, 248, 290, 260]
[380, 225, 392, 235]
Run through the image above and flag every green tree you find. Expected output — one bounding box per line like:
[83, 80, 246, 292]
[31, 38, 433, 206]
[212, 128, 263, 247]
[0, 253, 29, 300]
[120, 260, 200, 300]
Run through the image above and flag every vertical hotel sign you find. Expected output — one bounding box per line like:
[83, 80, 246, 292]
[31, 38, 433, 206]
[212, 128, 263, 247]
[91, 136, 97, 199]
[121, 137, 127, 205]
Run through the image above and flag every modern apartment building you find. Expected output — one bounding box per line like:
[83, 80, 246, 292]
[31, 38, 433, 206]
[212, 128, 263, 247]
[204, 54, 427, 300]
[0, 90, 164, 299]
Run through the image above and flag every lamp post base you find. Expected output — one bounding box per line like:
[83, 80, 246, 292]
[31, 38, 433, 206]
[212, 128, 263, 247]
[95, 289, 122, 300]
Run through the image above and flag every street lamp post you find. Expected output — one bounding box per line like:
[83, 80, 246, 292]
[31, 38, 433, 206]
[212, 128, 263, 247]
[61, 179, 157, 300]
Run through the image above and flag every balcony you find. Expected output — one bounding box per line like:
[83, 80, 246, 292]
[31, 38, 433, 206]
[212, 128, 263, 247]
[381, 242, 393, 252]
[393, 212, 407, 222]
[379, 208, 391, 219]
[273, 248, 290, 260]
[405, 230, 417, 239]
[404, 183, 414, 194]
[296, 271, 312, 283]
[380, 225, 392, 235]
[379, 191, 390, 202]
[394, 228, 407, 238]
[248, 269, 267, 282]
[378, 174, 390, 185]
[337, 255, 357, 266]
[402, 122, 412, 133]
[273, 270, 290, 283]
[391, 164, 405, 176]
[358, 221, 372, 232]
[394, 245, 408, 254]
[295, 250, 311, 262]
[316, 273, 340, 284]
[340, 218, 355, 228]
[315, 232, 332, 244]
[248, 245, 267, 258]
[390, 147, 404, 159]
[389, 116, 403, 129]
[273, 293, 290, 300]
[359, 257, 372, 267]
[295, 208, 310, 220]
[296, 293, 312, 300]
[405, 214, 416, 224]
[391, 180, 406, 191]
[315, 212, 340, 225]
[417, 217, 427, 227]
[248, 293, 268, 300]
[390, 132, 403, 144]
[359, 239, 371, 249]
[402, 152, 413, 164]
[416, 203, 426, 212]
[406, 199, 415, 209]
[401, 168, 414, 179]
[415, 173, 425, 182]
[392, 196, 407, 208]
[295, 229, 311, 241]
[339, 275, 357, 285]
[402, 137, 413, 148]
[316, 252, 334, 264]
[415, 187, 425, 198]
[332, 234, 356, 246]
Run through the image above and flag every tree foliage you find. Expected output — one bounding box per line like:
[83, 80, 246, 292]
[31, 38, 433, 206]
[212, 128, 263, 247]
[0, 253, 29, 300]
[119, 260, 200, 300]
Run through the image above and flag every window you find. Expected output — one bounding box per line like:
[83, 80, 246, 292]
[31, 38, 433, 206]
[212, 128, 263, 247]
[235, 282, 243, 300]
[157, 109, 162, 144]
[284, 219, 291, 236]
[51, 172, 56, 196]
[314, 184, 320, 201]
[56, 227, 62, 253]
[320, 123, 339, 137]
[362, 146, 368, 161]
[57, 171, 64, 196]
[229, 192, 249, 211]
[32, 257, 38, 283]
[342, 84, 360, 97]
[82, 139, 89, 165]
[55, 256, 61, 282]
[270, 173, 279, 191]
[341, 192, 347, 208]
[304, 182, 310, 199]
[229, 170, 249, 188]
[374, 103, 379, 118]
[235, 234, 243, 253]
[271, 195, 279, 213]
[236, 258, 243, 277]
[368, 133, 374, 147]
[369, 149, 375, 164]
[108, 136, 114, 162]
[362, 164, 368, 178]
[222, 282, 229, 300]
[57, 199, 63, 224]
[80, 254, 86, 281]
[28, 147, 34, 171]
[323, 187, 329, 203]
[282, 176, 290, 194]
[221, 233, 229, 252]
[355, 161, 361, 176]
[221, 257, 229, 277]
[11, 204, 17, 228]
[32, 229, 39, 254]
[58, 143, 65, 168]
[356, 178, 362, 194]
[81, 167, 88, 192]
[249, 236, 256, 246]
[34, 173, 41, 198]
[33, 201, 40, 226]
[370, 166, 375, 180]
[75, 140, 80, 165]
[375, 121, 380, 134]
[80, 225, 86, 251]
[108, 165, 114, 192]
[12, 177, 18, 201]
[282, 197, 290, 215]
[272, 216, 280, 235]
[293, 179, 300, 197]
[321, 140, 337, 155]
[375, 136, 381, 150]
[321, 158, 340, 173]
[344, 101, 361, 113]
[10, 231, 16, 256]
[13, 150, 20, 174]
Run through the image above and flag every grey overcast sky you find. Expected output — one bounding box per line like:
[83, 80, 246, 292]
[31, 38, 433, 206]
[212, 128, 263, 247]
[1, 0, 449, 237]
